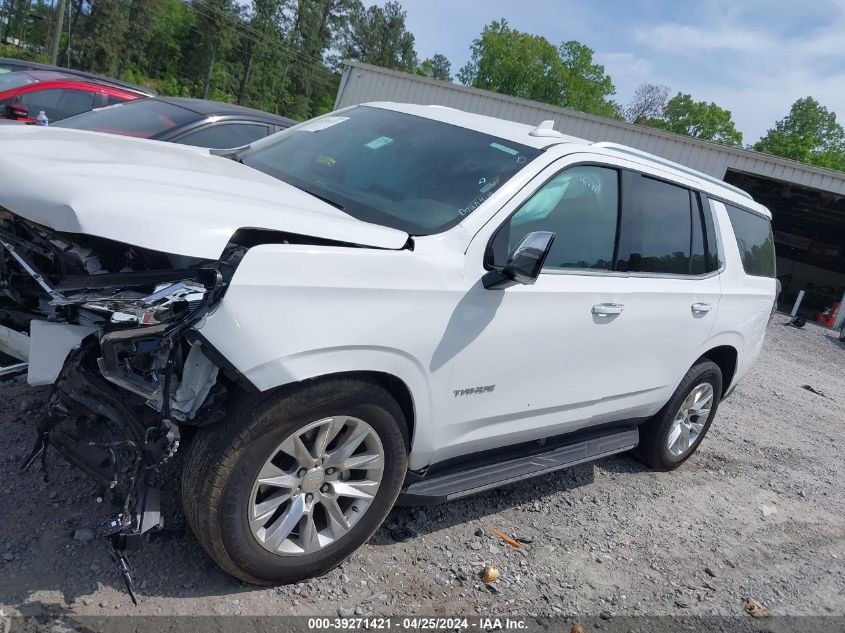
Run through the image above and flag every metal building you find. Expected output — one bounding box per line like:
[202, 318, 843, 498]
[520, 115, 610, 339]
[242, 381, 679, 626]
[336, 61, 845, 327]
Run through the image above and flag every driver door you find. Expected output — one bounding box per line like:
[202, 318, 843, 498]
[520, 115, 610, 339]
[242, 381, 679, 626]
[436, 162, 643, 461]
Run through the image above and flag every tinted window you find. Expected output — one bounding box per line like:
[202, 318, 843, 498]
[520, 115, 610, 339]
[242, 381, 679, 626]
[617, 176, 692, 274]
[175, 122, 270, 149]
[489, 166, 619, 271]
[241, 106, 542, 235]
[55, 99, 197, 138]
[106, 94, 131, 106]
[20, 88, 95, 121]
[726, 204, 775, 277]
[0, 72, 37, 91]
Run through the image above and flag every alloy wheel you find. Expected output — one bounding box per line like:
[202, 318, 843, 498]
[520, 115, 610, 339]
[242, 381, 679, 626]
[248, 416, 385, 555]
[667, 383, 713, 457]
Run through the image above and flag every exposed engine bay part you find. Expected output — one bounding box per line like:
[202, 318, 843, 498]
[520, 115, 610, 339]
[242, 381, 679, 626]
[28, 321, 97, 386]
[0, 322, 29, 360]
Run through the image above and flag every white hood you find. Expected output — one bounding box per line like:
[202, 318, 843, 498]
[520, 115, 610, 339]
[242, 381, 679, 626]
[0, 126, 409, 259]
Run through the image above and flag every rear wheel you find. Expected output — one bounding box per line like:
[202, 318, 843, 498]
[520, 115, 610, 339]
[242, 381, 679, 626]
[182, 378, 408, 584]
[634, 360, 722, 471]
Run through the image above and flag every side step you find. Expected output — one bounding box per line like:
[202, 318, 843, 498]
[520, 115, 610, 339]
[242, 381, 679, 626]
[398, 428, 638, 505]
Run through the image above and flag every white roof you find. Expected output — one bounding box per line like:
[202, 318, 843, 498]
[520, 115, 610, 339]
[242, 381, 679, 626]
[364, 101, 589, 149]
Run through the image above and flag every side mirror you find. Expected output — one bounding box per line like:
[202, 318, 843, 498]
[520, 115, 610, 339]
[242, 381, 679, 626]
[482, 231, 555, 289]
[7, 103, 28, 119]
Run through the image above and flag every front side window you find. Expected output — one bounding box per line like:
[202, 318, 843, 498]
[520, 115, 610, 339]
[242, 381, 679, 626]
[240, 106, 541, 235]
[725, 204, 775, 277]
[617, 176, 692, 274]
[488, 166, 619, 271]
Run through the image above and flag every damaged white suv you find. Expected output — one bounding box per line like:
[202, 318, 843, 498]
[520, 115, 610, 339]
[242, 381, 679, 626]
[0, 103, 777, 588]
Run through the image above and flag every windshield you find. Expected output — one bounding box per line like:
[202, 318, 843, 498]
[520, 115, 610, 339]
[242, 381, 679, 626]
[240, 106, 541, 234]
[0, 71, 37, 91]
[55, 99, 198, 138]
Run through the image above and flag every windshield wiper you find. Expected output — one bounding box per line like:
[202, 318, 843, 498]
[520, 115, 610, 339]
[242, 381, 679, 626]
[294, 186, 346, 212]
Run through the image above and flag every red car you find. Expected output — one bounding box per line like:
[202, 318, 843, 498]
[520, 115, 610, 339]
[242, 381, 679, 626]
[0, 70, 147, 124]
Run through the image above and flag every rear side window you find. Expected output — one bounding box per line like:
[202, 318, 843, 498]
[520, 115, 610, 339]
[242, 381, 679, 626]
[175, 122, 271, 149]
[617, 176, 693, 274]
[55, 99, 197, 138]
[725, 204, 775, 277]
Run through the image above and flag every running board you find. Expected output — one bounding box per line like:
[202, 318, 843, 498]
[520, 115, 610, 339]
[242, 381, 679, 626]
[398, 428, 638, 505]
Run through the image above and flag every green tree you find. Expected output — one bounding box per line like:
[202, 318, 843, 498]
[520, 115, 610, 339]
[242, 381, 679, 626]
[457, 19, 619, 118]
[339, 0, 418, 72]
[184, 0, 242, 99]
[283, 0, 355, 119]
[557, 40, 619, 118]
[753, 97, 845, 171]
[647, 93, 743, 146]
[78, 0, 131, 77]
[418, 52, 451, 81]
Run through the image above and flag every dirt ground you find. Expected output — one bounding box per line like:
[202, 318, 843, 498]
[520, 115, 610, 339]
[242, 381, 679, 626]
[0, 314, 843, 622]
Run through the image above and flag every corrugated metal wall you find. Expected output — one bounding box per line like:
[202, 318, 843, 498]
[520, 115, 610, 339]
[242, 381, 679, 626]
[336, 62, 845, 196]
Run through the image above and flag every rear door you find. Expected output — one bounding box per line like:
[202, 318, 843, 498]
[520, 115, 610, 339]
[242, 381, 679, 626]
[613, 173, 723, 406]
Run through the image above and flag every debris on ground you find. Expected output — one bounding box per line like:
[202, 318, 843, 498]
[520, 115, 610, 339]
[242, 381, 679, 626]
[760, 503, 778, 517]
[801, 384, 831, 399]
[481, 564, 500, 584]
[744, 598, 771, 618]
[490, 528, 522, 549]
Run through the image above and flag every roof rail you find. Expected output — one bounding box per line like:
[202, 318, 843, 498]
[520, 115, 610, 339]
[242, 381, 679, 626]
[592, 141, 753, 200]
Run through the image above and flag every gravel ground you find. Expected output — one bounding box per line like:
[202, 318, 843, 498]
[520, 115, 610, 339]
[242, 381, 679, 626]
[0, 314, 843, 621]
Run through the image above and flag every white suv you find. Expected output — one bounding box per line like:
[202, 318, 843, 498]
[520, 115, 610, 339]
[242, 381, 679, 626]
[0, 103, 777, 587]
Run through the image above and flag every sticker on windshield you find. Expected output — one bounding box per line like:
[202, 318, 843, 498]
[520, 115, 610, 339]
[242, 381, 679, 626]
[490, 142, 519, 156]
[296, 116, 349, 132]
[365, 136, 394, 150]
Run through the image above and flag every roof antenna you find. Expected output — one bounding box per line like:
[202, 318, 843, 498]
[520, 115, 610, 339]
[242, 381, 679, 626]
[529, 120, 564, 138]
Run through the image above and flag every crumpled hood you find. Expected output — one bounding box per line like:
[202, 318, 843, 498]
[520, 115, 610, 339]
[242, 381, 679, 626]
[0, 126, 409, 258]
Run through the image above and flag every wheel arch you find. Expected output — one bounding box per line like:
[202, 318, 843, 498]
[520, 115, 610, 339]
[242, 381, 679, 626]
[697, 345, 738, 397]
[294, 370, 417, 452]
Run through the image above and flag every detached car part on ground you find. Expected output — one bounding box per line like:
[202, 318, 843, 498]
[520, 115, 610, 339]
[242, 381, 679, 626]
[0, 105, 777, 596]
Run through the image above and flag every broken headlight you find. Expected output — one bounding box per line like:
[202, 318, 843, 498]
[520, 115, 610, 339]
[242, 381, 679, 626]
[82, 281, 208, 326]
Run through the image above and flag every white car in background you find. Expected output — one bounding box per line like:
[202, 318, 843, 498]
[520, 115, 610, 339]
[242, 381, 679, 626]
[0, 103, 777, 588]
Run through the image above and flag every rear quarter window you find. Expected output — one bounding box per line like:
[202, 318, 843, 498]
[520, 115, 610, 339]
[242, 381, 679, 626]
[725, 204, 775, 278]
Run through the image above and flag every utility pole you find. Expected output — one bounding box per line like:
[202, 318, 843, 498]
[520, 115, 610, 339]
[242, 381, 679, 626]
[48, 0, 66, 65]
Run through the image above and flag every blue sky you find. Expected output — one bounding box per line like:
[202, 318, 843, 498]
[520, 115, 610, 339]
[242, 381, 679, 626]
[395, 0, 845, 144]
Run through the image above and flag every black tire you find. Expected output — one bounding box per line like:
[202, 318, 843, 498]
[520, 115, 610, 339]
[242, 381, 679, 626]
[634, 359, 722, 471]
[181, 377, 408, 584]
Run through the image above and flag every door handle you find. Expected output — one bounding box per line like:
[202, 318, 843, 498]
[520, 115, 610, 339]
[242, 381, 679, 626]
[691, 302, 713, 313]
[592, 303, 624, 316]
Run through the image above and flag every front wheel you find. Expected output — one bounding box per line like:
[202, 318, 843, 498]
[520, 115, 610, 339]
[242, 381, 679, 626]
[182, 378, 408, 584]
[634, 359, 722, 471]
